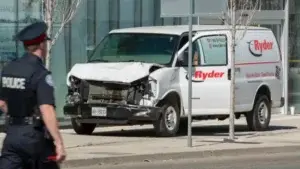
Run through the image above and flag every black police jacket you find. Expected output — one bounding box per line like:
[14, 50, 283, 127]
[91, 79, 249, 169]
[0, 53, 55, 117]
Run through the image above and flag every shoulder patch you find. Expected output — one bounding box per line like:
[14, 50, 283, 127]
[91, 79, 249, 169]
[45, 74, 54, 87]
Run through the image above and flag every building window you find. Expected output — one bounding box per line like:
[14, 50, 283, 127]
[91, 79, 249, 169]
[134, 0, 142, 27]
[86, 0, 96, 56]
[109, 0, 120, 30]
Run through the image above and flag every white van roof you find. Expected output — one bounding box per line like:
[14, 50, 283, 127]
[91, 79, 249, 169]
[109, 25, 269, 35]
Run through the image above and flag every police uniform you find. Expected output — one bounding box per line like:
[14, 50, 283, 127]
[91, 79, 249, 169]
[0, 22, 58, 169]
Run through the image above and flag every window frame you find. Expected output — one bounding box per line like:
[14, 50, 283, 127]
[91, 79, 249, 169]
[177, 42, 202, 67]
[175, 33, 229, 67]
[197, 34, 229, 67]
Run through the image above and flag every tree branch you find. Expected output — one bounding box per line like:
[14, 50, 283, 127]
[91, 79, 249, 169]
[42, 0, 82, 69]
[48, 0, 82, 51]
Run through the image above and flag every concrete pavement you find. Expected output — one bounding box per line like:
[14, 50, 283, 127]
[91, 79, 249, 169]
[62, 114, 300, 167]
[72, 152, 300, 169]
[1, 114, 300, 168]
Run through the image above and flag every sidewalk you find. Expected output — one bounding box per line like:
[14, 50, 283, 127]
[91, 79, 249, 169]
[1, 114, 300, 168]
[61, 114, 300, 167]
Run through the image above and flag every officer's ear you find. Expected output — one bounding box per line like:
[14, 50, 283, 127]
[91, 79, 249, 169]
[38, 41, 46, 50]
[25, 44, 39, 53]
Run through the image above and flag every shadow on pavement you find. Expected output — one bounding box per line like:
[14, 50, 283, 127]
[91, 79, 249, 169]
[193, 140, 262, 146]
[89, 125, 297, 138]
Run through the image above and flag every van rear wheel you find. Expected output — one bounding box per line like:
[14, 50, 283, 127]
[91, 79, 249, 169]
[246, 95, 271, 131]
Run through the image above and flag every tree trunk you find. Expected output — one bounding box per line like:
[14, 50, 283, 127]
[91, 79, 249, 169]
[229, 0, 236, 141]
[44, 0, 54, 70]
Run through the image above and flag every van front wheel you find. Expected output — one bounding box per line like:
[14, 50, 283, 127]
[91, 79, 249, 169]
[246, 95, 271, 131]
[153, 100, 180, 137]
[71, 118, 97, 135]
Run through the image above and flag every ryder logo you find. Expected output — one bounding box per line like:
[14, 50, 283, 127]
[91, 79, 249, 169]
[186, 70, 224, 82]
[247, 40, 273, 57]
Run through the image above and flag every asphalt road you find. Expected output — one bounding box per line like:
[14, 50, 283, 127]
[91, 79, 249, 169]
[69, 152, 300, 169]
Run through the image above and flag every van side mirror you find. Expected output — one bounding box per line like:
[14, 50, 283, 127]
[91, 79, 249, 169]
[183, 50, 189, 59]
[177, 50, 189, 67]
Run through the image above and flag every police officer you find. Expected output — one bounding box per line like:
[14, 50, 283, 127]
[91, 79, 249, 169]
[0, 21, 66, 169]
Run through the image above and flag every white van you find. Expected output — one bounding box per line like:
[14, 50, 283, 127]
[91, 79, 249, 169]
[64, 25, 284, 137]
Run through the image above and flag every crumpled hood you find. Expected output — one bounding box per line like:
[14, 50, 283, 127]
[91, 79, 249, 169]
[66, 62, 163, 85]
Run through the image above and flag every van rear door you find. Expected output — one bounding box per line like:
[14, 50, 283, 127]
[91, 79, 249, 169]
[176, 30, 232, 115]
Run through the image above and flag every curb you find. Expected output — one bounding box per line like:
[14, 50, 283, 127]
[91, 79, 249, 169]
[61, 145, 300, 168]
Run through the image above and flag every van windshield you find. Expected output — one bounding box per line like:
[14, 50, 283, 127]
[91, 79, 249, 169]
[88, 33, 179, 65]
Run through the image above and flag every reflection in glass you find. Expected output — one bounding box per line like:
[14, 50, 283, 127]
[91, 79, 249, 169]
[0, 0, 17, 68]
[88, 33, 179, 65]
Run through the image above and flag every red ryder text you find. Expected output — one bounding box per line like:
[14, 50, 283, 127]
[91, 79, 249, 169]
[254, 40, 273, 51]
[194, 70, 224, 80]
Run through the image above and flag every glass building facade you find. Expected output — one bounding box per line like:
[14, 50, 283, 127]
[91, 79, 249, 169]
[0, 0, 299, 118]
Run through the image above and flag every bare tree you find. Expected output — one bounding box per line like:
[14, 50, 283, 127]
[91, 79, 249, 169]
[44, 0, 82, 69]
[25, 0, 82, 69]
[221, 0, 261, 141]
[223, 0, 261, 42]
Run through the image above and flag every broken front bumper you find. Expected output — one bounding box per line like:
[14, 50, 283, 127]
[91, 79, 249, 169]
[63, 102, 162, 124]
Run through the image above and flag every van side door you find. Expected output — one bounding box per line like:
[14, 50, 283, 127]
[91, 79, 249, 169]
[174, 31, 232, 115]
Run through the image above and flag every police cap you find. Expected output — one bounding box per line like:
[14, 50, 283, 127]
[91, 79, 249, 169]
[15, 21, 51, 46]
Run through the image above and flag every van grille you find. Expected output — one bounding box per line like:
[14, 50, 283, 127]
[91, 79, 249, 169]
[87, 83, 128, 103]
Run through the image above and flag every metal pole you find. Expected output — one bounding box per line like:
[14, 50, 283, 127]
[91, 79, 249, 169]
[187, 0, 193, 148]
[228, 0, 236, 142]
[283, 0, 289, 115]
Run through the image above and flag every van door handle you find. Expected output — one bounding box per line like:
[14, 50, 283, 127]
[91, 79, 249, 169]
[228, 68, 231, 80]
[192, 80, 204, 83]
[185, 74, 204, 82]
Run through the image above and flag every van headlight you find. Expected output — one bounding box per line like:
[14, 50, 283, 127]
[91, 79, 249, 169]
[66, 92, 81, 104]
[69, 76, 81, 88]
[148, 78, 158, 97]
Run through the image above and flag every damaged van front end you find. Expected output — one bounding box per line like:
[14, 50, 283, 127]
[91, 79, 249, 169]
[63, 62, 164, 125]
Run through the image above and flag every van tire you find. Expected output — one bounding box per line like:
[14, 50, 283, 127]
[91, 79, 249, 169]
[179, 118, 188, 132]
[246, 95, 271, 131]
[153, 100, 180, 137]
[71, 118, 97, 135]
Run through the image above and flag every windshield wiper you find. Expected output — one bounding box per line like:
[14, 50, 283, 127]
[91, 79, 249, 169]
[88, 59, 109, 63]
[122, 60, 135, 62]
[122, 60, 146, 63]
